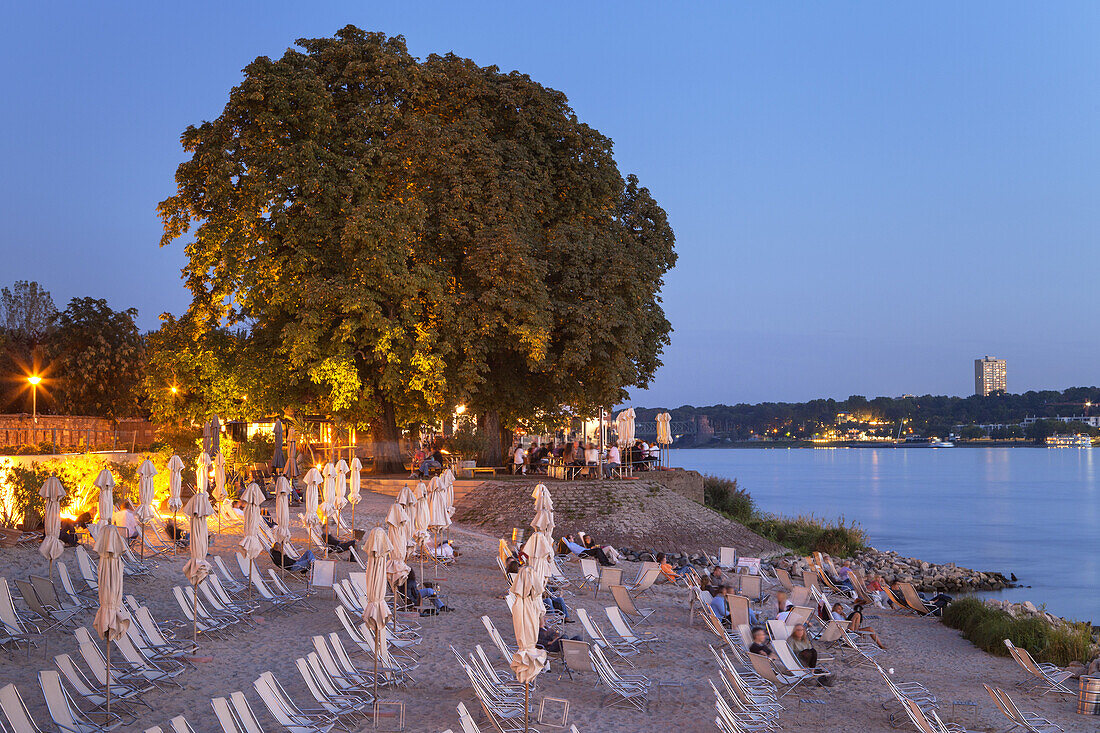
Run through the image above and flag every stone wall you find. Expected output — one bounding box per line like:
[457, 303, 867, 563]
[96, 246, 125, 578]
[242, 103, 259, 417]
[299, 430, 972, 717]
[647, 468, 704, 503]
[0, 414, 156, 450]
[453, 478, 786, 557]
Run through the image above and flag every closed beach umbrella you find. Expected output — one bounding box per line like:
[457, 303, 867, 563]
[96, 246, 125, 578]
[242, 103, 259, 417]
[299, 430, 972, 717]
[273, 476, 292, 545]
[522, 530, 553, 587]
[347, 457, 362, 536]
[182, 491, 214, 650]
[385, 503, 411, 628]
[92, 522, 129, 717]
[532, 483, 553, 513]
[509, 565, 547, 731]
[333, 458, 348, 513]
[531, 509, 555, 539]
[302, 467, 322, 532]
[413, 491, 431, 579]
[94, 468, 115, 527]
[272, 419, 285, 473]
[167, 455, 184, 512]
[415, 481, 427, 501]
[321, 461, 336, 515]
[38, 476, 66, 567]
[136, 459, 158, 559]
[617, 408, 636, 448]
[213, 453, 227, 505]
[285, 427, 299, 479]
[196, 452, 211, 497]
[428, 477, 450, 530]
[210, 414, 221, 456]
[442, 469, 455, 518]
[362, 527, 392, 704]
[396, 483, 417, 509]
[239, 482, 266, 604]
[656, 412, 672, 445]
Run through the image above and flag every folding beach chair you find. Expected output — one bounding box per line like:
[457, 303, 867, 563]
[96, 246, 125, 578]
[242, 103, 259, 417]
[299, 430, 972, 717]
[610, 584, 654, 625]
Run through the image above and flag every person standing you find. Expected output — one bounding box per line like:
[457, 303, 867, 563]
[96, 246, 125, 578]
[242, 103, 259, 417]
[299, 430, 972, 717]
[512, 443, 527, 474]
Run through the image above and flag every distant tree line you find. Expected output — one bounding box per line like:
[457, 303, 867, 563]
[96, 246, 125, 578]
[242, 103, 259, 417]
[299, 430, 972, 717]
[0, 281, 144, 420]
[635, 389, 1100, 441]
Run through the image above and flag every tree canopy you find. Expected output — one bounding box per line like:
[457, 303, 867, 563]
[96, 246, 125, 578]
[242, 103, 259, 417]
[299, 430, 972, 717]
[156, 26, 677, 469]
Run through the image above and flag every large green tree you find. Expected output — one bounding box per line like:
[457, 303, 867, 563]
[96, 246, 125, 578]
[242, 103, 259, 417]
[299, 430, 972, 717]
[157, 27, 676, 470]
[47, 297, 145, 418]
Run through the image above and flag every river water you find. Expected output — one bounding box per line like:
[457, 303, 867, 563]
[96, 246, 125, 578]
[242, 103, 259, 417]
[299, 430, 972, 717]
[670, 446, 1100, 621]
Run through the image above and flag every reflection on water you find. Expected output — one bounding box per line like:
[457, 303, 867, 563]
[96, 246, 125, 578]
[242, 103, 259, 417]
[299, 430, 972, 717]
[671, 447, 1100, 621]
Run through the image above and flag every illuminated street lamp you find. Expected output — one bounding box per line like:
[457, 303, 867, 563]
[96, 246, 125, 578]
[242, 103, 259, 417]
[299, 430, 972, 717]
[455, 404, 466, 415]
[28, 375, 42, 423]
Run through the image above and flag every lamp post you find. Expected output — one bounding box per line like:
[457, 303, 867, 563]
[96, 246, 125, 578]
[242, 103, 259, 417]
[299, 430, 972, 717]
[28, 375, 41, 423]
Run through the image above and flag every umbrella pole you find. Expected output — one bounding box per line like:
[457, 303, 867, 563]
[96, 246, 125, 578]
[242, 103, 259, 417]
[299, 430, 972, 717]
[192, 582, 199, 652]
[106, 640, 112, 717]
[524, 681, 529, 733]
[248, 558, 254, 607]
[391, 582, 398, 633]
[373, 627, 380, 722]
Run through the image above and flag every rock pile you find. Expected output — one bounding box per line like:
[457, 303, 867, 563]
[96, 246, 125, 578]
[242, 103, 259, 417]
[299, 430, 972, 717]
[843, 549, 1012, 593]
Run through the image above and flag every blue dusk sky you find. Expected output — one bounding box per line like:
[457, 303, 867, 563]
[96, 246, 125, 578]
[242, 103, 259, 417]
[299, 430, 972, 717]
[1, 2, 1097, 407]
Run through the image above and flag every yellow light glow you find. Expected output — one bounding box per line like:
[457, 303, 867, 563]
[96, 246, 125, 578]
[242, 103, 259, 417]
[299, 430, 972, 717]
[455, 404, 467, 415]
[27, 375, 42, 385]
[170, 385, 178, 394]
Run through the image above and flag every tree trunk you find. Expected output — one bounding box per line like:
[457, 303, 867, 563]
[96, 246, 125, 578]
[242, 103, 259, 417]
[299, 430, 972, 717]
[478, 411, 511, 467]
[369, 397, 405, 474]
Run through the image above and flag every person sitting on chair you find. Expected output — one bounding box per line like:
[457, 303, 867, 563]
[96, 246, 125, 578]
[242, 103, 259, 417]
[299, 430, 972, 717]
[271, 541, 314, 573]
[536, 617, 581, 654]
[400, 569, 452, 614]
[748, 627, 777, 659]
[657, 552, 688, 582]
[562, 534, 612, 566]
[323, 531, 355, 554]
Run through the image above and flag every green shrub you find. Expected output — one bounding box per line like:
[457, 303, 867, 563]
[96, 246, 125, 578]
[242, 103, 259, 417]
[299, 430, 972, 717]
[941, 598, 1096, 666]
[703, 474, 754, 523]
[701, 473, 867, 556]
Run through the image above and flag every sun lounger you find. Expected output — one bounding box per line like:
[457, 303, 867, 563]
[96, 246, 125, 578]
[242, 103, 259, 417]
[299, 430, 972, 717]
[0, 683, 49, 733]
[254, 671, 341, 732]
[39, 669, 123, 732]
[15, 577, 79, 631]
[747, 652, 819, 699]
[605, 607, 660, 650]
[1003, 641, 1074, 695]
[984, 684, 1063, 733]
[112, 628, 186, 689]
[0, 577, 41, 653]
[590, 645, 650, 711]
[897, 583, 938, 617]
[57, 562, 95, 608]
[30, 574, 80, 616]
[295, 655, 371, 720]
[55, 651, 149, 715]
[610, 584, 654, 625]
[576, 607, 639, 663]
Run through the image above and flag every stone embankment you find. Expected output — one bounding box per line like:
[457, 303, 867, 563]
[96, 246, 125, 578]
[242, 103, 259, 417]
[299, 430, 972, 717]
[844, 549, 1012, 593]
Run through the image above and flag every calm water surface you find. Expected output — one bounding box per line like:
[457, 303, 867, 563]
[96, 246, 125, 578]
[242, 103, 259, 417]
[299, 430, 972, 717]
[670, 447, 1100, 621]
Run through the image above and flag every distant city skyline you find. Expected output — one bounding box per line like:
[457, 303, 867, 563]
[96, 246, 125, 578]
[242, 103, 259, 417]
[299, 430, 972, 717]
[2, 4, 1099, 408]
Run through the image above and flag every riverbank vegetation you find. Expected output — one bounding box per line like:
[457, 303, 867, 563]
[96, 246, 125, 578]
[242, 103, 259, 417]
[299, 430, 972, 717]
[942, 597, 1095, 666]
[703, 474, 867, 556]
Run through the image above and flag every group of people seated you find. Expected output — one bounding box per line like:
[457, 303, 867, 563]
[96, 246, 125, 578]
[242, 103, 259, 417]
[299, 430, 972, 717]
[557, 532, 619, 566]
[509, 439, 661, 476]
[410, 444, 447, 478]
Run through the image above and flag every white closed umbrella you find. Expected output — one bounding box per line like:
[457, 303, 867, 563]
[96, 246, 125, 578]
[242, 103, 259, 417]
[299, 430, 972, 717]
[273, 476, 292, 545]
[167, 455, 184, 553]
[196, 452, 211, 496]
[38, 476, 66, 575]
[413, 490, 431, 581]
[415, 481, 427, 501]
[362, 527, 392, 705]
[532, 483, 553, 513]
[396, 483, 416, 508]
[94, 468, 115, 527]
[238, 482, 266, 605]
[656, 412, 672, 467]
[93, 522, 129, 717]
[333, 459, 349, 535]
[531, 509, 555, 539]
[182, 491, 214, 650]
[347, 457, 363, 535]
[522, 530, 554, 588]
[136, 459, 157, 560]
[428, 477, 450, 530]
[385, 503, 411, 630]
[510, 566, 547, 732]
[321, 462, 336, 546]
[213, 452, 227, 541]
[442, 469, 455, 519]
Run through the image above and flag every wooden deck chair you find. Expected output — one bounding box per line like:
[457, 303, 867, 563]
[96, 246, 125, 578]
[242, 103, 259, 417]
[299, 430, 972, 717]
[0, 683, 48, 733]
[39, 669, 123, 732]
[881, 583, 912, 613]
[610, 584, 654, 625]
[774, 568, 795, 592]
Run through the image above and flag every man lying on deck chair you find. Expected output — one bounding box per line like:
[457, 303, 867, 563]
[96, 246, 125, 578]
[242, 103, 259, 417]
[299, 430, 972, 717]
[561, 534, 612, 566]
